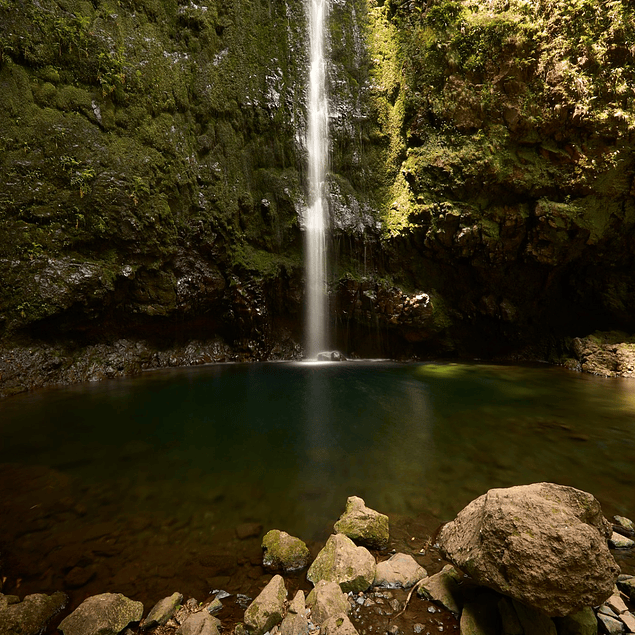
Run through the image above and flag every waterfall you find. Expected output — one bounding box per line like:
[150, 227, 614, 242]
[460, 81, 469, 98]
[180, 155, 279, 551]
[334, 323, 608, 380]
[305, 0, 329, 359]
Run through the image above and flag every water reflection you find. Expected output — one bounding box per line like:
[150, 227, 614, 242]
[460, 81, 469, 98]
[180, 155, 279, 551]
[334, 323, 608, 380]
[0, 361, 633, 606]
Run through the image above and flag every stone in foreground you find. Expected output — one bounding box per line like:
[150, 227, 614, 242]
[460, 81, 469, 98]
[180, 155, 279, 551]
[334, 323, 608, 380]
[306, 580, 350, 625]
[176, 611, 221, 635]
[0, 591, 67, 635]
[374, 552, 426, 588]
[609, 531, 635, 549]
[334, 496, 389, 550]
[316, 351, 347, 361]
[141, 592, 183, 629]
[244, 574, 287, 635]
[307, 533, 376, 593]
[280, 590, 309, 635]
[262, 529, 310, 572]
[417, 565, 462, 616]
[322, 613, 359, 635]
[58, 593, 143, 635]
[438, 483, 619, 617]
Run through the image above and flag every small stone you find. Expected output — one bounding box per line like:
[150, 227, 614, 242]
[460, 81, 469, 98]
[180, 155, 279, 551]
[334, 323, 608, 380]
[417, 566, 462, 616]
[176, 611, 221, 635]
[617, 577, 635, 603]
[610, 532, 635, 549]
[413, 625, 424, 634]
[280, 591, 309, 635]
[321, 613, 359, 635]
[334, 496, 390, 550]
[306, 580, 350, 626]
[597, 613, 625, 635]
[599, 605, 620, 619]
[614, 516, 635, 535]
[620, 613, 635, 632]
[606, 593, 629, 615]
[142, 592, 184, 629]
[262, 530, 310, 572]
[244, 575, 287, 635]
[374, 553, 426, 589]
[307, 534, 376, 593]
[206, 598, 223, 614]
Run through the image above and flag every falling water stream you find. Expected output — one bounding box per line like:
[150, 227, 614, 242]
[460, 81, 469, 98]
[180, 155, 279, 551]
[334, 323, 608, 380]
[305, 0, 329, 358]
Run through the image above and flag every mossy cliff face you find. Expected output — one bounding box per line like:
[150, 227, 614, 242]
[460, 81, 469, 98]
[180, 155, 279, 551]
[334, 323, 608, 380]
[2, 0, 635, 391]
[0, 0, 312, 372]
[331, 0, 635, 362]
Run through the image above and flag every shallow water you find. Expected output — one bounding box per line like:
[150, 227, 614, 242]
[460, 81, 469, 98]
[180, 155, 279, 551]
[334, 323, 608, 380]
[0, 361, 633, 608]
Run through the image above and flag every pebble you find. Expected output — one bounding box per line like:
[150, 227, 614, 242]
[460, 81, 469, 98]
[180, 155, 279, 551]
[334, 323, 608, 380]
[610, 532, 635, 549]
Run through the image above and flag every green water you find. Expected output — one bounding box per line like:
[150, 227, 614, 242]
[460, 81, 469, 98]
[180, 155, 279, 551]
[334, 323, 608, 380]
[0, 361, 633, 604]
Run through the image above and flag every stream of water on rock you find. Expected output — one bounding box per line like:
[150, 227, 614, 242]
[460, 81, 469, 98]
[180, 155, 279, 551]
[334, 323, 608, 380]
[0, 361, 634, 614]
[305, 0, 330, 358]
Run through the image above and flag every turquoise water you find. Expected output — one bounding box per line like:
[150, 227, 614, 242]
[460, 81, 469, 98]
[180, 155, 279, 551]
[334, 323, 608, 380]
[0, 361, 633, 605]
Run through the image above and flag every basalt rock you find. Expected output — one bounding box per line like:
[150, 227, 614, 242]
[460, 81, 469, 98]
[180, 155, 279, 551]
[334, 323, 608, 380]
[438, 483, 619, 617]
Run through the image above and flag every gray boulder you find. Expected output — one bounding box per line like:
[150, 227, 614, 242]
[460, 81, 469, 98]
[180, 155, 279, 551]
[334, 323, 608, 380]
[141, 592, 183, 629]
[596, 613, 624, 635]
[438, 483, 619, 617]
[307, 533, 376, 593]
[0, 591, 67, 635]
[58, 593, 143, 635]
[262, 529, 310, 572]
[417, 565, 463, 616]
[373, 553, 426, 588]
[333, 496, 389, 550]
[280, 590, 309, 635]
[243, 574, 287, 635]
[306, 580, 350, 625]
[176, 611, 221, 635]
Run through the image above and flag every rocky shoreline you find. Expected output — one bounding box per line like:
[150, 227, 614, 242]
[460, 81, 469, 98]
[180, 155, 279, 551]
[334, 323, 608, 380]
[1, 488, 634, 635]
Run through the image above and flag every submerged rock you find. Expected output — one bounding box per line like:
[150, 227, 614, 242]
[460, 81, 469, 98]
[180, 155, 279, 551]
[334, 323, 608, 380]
[58, 593, 143, 635]
[334, 496, 390, 550]
[438, 483, 619, 617]
[243, 574, 287, 635]
[307, 533, 376, 593]
[609, 531, 635, 549]
[0, 591, 67, 635]
[261, 529, 310, 572]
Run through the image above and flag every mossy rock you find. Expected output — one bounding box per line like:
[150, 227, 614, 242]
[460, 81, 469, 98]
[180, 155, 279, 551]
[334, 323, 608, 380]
[333, 496, 390, 550]
[261, 529, 310, 572]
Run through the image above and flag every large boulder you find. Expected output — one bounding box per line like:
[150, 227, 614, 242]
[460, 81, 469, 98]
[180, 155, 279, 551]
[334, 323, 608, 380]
[262, 529, 310, 572]
[58, 593, 143, 635]
[243, 574, 287, 635]
[0, 592, 67, 635]
[307, 533, 376, 593]
[333, 496, 389, 549]
[438, 483, 619, 617]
